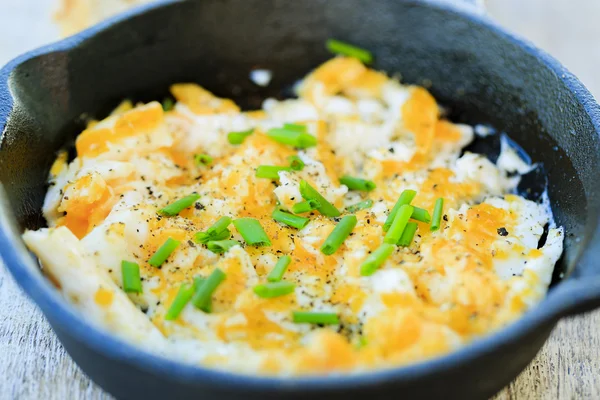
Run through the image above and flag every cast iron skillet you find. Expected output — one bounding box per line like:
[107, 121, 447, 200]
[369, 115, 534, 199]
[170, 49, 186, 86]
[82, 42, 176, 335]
[1, 0, 600, 399]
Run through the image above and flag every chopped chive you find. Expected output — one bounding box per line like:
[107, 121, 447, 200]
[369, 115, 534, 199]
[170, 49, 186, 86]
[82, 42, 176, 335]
[297, 133, 317, 148]
[194, 228, 231, 244]
[283, 123, 307, 132]
[228, 128, 254, 145]
[411, 207, 431, 223]
[431, 198, 444, 231]
[121, 261, 142, 293]
[266, 127, 317, 148]
[292, 311, 339, 325]
[299, 180, 340, 217]
[162, 97, 174, 111]
[267, 255, 292, 282]
[158, 193, 200, 216]
[292, 199, 320, 214]
[255, 165, 292, 180]
[233, 218, 271, 246]
[288, 155, 305, 171]
[356, 336, 369, 348]
[206, 239, 240, 254]
[253, 281, 296, 298]
[383, 204, 414, 245]
[192, 277, 212, 312]
[192, 268, 226, 310]
[193, 276, 206, 290]
[194, 217, 232, 244]
[207, 216, 232, 237]
[398, 222, 418, 247]
[164, 283, 194, 320]
[272, 209, 310, 229]
[148, 238, 180, 267]
[321, 215, 358, 255]
[383, 190, 417, 231]
[339, 176, 376, 192]
[360, 244, 395, 276]
[326, 39, 373, 64]
[194, 153, 213, 166]
[345, 199, 373, 213]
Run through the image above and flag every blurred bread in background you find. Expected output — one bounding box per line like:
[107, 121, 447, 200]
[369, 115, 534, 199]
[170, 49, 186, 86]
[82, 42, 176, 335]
[55, 0, 155, 36]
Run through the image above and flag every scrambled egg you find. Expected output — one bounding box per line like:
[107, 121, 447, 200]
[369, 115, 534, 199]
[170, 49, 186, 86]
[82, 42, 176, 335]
[23, 57, 563, 375]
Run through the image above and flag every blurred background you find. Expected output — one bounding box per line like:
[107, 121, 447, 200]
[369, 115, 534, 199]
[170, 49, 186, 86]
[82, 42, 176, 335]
[0, 0, 598, 399]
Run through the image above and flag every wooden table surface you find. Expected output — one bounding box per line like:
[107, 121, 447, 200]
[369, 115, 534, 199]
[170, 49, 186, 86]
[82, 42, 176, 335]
[1, 0, 599, 399]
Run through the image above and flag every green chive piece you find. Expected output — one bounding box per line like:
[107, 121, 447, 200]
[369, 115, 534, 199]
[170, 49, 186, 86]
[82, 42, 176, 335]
[266, 127, 317, 148]
[192, 268, 226, 310]
[162, 97, 174, 111]
[158, 193, 200, 216]
[411, 207, 431, 223]
[272, 209, 310, 229]
[206, 239, 240, 254]
[326, 39, 373, 64]
[356, 336, 369, 348]
[359, 244, 395, 276]
[267, 255, 292, 282]
[292, 311, 339, 325]
[192, 277, 212, 312]
[228, 128, 254, 145]
[299, 180, 341, 217]
[148, 238, 180, 267]
[233, 218, 272, 246]
[255, 165, 292, 180]
[398, 222, 418, 247]
[383, 190, 417, 232]
[345, 199, 374, 213]
[253, 281, 296, 298]
[194, 228, 231, 244]
[194, 153, 213, 166]
[384, 204, 414, 245]
[164, 283, 194, 320]
[431, 198, 445, 231]
[121, 261, 142, 293]
[207, 216, 232, 237]
[321, 215, 358, 255]
[292, 199, 320, 214]
[283, 123, 307, 132]
[288, 155, 305, 171]
[339, 176, 376, 192]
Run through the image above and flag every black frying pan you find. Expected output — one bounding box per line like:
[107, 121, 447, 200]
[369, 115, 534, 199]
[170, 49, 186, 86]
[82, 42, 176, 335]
[1, 1, 599, 399]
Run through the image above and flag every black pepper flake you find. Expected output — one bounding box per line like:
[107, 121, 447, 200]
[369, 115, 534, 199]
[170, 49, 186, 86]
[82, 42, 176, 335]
[443, 214, 448, 222]
[497, 227, 509, 236]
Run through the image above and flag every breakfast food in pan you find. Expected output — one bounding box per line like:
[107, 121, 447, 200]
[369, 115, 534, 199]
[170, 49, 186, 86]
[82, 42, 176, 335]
[22, 41, 563, 375]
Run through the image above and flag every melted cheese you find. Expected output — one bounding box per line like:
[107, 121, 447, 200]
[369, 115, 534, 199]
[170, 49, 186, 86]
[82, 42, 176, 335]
[25, 57, 563, 376]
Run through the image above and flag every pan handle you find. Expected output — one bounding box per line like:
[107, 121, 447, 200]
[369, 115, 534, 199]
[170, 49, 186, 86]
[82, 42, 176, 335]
[549, 231, 600, 317]
[548, 277, 600, 318]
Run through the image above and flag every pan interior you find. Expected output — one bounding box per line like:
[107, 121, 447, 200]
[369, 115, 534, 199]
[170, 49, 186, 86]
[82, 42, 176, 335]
[0, 0, 598, 289]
